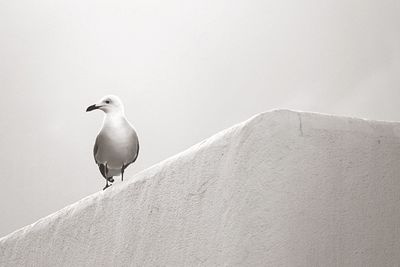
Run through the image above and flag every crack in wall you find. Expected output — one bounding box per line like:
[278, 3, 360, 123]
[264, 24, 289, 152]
[297, 113, 304, 136]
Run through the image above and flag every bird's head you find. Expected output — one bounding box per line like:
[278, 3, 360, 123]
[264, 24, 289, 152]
[86, 95, 124, 114]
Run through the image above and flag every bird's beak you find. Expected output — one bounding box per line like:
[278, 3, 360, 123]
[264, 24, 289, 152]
[86, 104, 99, 112]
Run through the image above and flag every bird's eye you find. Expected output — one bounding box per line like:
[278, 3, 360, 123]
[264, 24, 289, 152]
[105, 100, 110, 104]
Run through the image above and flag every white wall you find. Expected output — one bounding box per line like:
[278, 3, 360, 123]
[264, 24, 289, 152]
[1, 0, 400, 237]
[1, 110, 400, 266]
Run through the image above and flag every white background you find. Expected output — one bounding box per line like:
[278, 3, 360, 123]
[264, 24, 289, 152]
[0, 0, 399, 237]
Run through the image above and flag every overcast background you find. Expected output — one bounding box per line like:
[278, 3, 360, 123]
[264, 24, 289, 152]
[0, 0, 399, 237]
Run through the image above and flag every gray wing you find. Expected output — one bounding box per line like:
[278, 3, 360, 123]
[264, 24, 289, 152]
[93, 135, 109, 178]
[93, 141, 98, 163]
[93, 135, 102, 165]
[124, 134, 139, 169]
[131, 141, 139, 164]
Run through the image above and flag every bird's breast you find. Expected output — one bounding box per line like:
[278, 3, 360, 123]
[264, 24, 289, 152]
[96, 125, 138, 169]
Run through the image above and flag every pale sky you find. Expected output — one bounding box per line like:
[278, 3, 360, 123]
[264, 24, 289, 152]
[0, 0, 399, 237]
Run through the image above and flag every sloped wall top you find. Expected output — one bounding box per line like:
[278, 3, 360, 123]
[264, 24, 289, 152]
[1, 110, 400, 266]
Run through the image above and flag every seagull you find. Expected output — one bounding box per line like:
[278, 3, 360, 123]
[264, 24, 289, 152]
[86, 95, 139, 190]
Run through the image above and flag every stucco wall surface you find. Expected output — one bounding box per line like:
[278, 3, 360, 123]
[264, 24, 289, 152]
[1, 110, 400, 266]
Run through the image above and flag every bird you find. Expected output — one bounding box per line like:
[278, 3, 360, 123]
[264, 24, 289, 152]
[86, 95, 139, 190]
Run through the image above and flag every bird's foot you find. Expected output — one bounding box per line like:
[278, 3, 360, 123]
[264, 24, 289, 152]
[108, 177, 114, 183]
[103, 183, 112, 190]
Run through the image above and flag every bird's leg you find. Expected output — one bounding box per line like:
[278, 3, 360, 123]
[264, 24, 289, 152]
[103, 179, 110, 190]
[121, 164, 126, 182]
[102, 163, 112, 190]
[104, 163, 114, 183]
